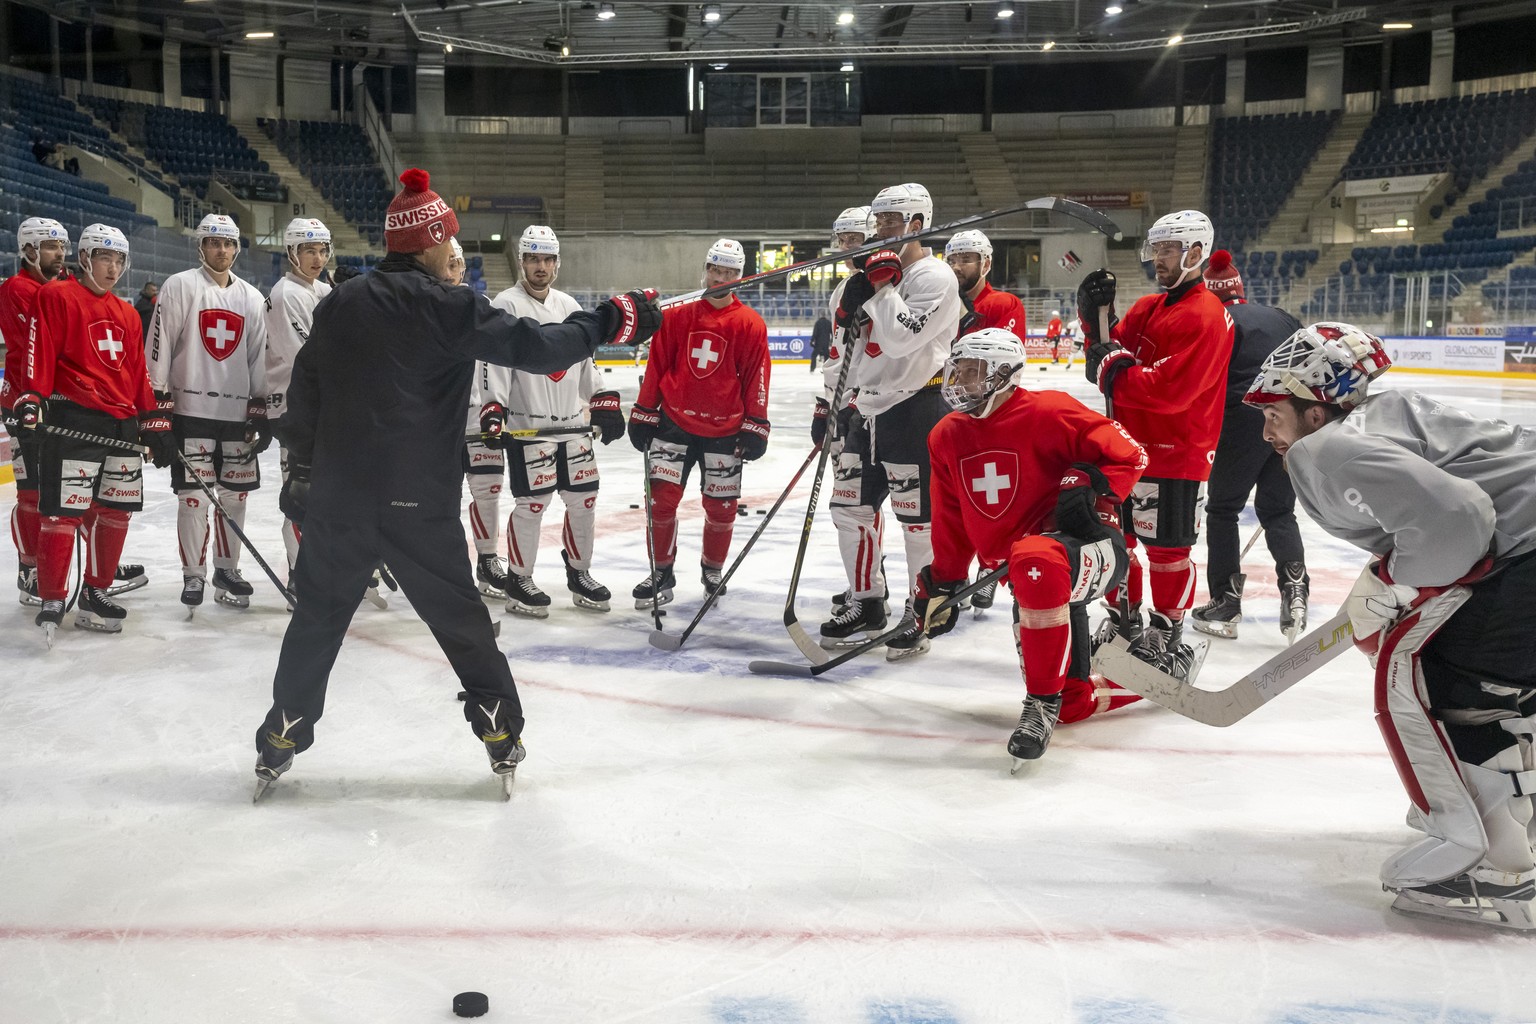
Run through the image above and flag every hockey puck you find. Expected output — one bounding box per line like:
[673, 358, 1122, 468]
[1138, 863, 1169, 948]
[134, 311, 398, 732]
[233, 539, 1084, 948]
[756, 509, 766, 515]
[737, 509, 748, 517]
[1038, 366, 1049, 372]
[453, 992, 489, 1018]
[629, 503, 641, 509]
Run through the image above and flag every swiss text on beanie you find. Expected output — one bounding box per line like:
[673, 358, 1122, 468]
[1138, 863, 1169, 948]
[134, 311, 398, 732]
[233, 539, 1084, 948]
[385, 168, 460, 253]
[1202, 248, 1245, 302]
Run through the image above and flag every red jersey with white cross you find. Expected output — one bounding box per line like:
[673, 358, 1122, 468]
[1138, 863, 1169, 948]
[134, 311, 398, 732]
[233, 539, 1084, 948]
[23, 277, 153, 420]
[0, 270, 46, 411]
[146, 265, 268, 422]
[1104, 279, 1234, 480]
[927, 387, 1146, 582]
[962, 282, 1027, 343]
[636, 294, 770, 438]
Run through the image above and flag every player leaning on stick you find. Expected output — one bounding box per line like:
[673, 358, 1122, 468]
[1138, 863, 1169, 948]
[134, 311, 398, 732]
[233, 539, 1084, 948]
[1246, 321, 1536, 931]
[486, 225, 623, 616]
[1078, 209, 1234, 682]
[909, 329, 1147, 764]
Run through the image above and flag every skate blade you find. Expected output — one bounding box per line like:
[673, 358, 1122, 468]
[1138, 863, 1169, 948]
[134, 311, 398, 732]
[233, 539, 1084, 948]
[41, 622, 57, 648]
[1009, 757, 1027, 776]
[18, 592, 43, 608]
[214, 590, 250, 609]
[571, 594, 611, 612]
[505, 601, 550, 619]
[632, 591, 674, 611]
[73, 614, 123, 634]
[819, 630, 886, 650]
[498, 767, 517, 801]
[477, 581, 506, 598]
[1390, 889, 1536, 930]
[365, 588, 388, 610]
[253, 776, 278, 803]
[1282, 625, 1302, 645]
[185, 606, 197, 621]
[1190, 618, 1238, 640]
[885, 638, 931, 662]
[1184, 637, 1212, 684]
[104, 576, 149, 597]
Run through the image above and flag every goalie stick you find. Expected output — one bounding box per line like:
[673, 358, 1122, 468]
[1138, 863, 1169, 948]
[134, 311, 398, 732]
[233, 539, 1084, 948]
[1092, 609, 1354, 727]
[660, 197, 1123, 309]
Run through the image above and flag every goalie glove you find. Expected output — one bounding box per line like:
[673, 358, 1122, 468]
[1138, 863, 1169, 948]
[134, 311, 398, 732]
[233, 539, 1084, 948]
[913, 565, 966, 639]
[588, 390, 624, 445]
[1344, 562, 1419, 663]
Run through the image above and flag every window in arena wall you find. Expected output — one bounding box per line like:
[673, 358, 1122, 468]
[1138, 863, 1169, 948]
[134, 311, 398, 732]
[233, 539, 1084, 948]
[758, 75, 811, 127]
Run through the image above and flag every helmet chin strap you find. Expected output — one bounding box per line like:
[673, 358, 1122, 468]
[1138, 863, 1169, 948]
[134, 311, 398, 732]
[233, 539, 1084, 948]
[1166, 248, 1204, 290]
[969, 381, 1016, 420]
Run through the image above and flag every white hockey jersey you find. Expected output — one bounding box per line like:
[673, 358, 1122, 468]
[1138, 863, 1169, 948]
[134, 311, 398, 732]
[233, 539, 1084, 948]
[263, 271, 331, 423]
[841, 253, 963, 417]
[147, 266, 268, 421]
[481, 282, 599, 438]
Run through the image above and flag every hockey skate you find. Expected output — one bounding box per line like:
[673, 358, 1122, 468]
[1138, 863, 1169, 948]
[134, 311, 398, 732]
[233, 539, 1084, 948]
[1277, 561, 1310, 644]
[36, 599, 64, 647]
[884, 601, 931, 661]
[505, 572, 552, 618]
[213, 567, 254, 608]
[364, 568, 388, 610]
[632, 565, 676, 610]
[16, 566, 41, 607]
[1190, 575, 1243, 640]
[971, 578, 997, 618]
[1131, 610, 1206, 683]
[468, 699, 525, 800]
[820, 596, 888, 649]
[105, 563, 148, 597]
[476, 553, 510, 598]
[562, 550, 610, 612]
[75, 585, 127, 634]
[701, 564, 727, 598]
[1388, 868, 1536, 930]
[1089, 602, 1142, 656]
[831, 585, 890, 620]
[1008, 692, 1063, 773]
[180, 575, 205, 619]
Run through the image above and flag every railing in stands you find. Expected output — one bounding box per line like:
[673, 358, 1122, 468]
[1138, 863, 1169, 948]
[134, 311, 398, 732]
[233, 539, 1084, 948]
[359, 88, 401, 184]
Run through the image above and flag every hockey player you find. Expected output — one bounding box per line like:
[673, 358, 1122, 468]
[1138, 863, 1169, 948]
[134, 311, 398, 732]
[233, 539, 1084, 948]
[14, 224, 174, 642]
[253, 168, 660, 797]
[1045, 310, 1064, 364]
[148, 213, 270, 613]
[1246, 321, 1536, 930]
[945, 230, 1025, 342]
[486, 225, 623, 615]
[911, 329, 1147, 762]
[1189, 250, 1308, 642]
[264, 217, 332, 590]
[1078, 209, 1234, 680]
[628, 238, 770, 606]
[820, 183, 965, 658]
[2, 217, 70, 606]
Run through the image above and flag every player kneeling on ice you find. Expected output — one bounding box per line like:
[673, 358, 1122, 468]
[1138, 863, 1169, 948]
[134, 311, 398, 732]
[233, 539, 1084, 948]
[908, 329, 1148, 766]
[1247, 321, 1536, 930]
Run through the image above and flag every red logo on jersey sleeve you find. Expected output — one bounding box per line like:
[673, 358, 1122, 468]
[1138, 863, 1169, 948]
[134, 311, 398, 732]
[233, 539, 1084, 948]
[686, 331, 726, 380]
[959, 450, 1019, 520]
[199, 308, 245, 362]
[89, 319, 129, 371]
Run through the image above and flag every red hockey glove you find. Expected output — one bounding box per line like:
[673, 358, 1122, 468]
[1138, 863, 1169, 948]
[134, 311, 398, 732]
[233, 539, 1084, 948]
[913, 565, 966, 639]
[861, 249, 903, 290]
[628, 403, 661, 453]
[11, 391, 43, 431]
[479, 401, 508, 449]
[245, 398, 273, 455]
[1095, 347, 1135, 398]
[737, 416, 770, 462]
[600, 289, 662, 347]
[588, 390, 624, 445]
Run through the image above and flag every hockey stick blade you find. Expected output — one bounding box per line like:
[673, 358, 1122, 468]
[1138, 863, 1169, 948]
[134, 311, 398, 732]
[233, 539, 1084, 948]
[1094, 609, 1354, 727]
[745, 658, 817, 678]
[647, 629, 684, 651]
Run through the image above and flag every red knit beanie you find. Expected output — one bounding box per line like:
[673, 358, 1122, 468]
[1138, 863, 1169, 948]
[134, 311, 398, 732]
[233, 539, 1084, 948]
[1203, 249, 1245, 302]
[384, 168, 459, 253]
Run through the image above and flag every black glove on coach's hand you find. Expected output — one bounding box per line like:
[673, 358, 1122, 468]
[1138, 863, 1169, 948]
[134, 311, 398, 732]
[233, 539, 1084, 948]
[280, 461, 311, 524]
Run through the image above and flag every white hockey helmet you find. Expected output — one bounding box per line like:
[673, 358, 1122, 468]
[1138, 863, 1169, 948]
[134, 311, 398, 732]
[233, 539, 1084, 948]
[76, 223, 131, 290]
[283, 217, 331, 268]
[449, 237, 464, 262]
[18, 217, 69, 269]
[831, 205, 874, 247]
[1139, 209, 1213, 269]
[706, 237, 747, 271]
[1244, 321, 1391, 411]
[1051, 309, 1061, 318]
[944, 229, 992, 260]
[942, 327, 1027, 418]
[871, 183, 933, 232]
[519, 224, 560, 259]
[195, 213, 241, 268]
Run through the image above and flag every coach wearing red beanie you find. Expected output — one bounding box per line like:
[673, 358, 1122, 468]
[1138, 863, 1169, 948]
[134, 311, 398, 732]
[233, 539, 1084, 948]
[252, 168, 663, 799]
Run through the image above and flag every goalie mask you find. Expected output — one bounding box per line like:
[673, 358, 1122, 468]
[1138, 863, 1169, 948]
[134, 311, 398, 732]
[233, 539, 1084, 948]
[1244, 321, 1391, 410]
[942, 328, 1026, 419]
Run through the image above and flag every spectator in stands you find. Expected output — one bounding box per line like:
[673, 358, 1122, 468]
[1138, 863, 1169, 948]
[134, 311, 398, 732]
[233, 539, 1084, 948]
[30, 136, 53, 166]
[810, 313, 832, 373]
[134, 282, 158, 343]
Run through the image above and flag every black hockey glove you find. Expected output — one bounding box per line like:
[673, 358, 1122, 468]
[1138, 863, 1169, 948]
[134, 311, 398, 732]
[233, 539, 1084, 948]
[11, 391, 43, 431]
[737, 416, 770, 462]
[588, 390, 624, 445]
[836, 273, 877, 330]
[913, 565, 965, 639]
[836, 405, 868, 457]
[279, 460, 311, 524]
[478, 401, 508, 449]
[1053, 463, 1118, 543]
[810, 398, 831, 449]
[137, 407, 176, 470]
[628, 403, 661, 453]
[599, 289, 662, 347]
[1076, 269, 1118, 341]
[245, 399, 273, 456]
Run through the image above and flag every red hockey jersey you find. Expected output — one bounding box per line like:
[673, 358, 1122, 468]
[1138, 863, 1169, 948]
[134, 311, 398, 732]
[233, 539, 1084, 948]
[0, 271, 45, 411]
[928, 387, 1146, 582]
[963, 282, 1027, 342]
[637, 294, 770, 438]
[1106, 279, 1234, 480]
[24, 277, 152, 420]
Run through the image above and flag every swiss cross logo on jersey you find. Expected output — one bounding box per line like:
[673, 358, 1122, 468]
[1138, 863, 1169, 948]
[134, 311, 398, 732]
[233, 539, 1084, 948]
[548, 370, 568, 383]
[960, 450, 1019, 520]
[88, 319, 128, 371]
[199, 309, 245, 362]
[686, 331, 726, 380]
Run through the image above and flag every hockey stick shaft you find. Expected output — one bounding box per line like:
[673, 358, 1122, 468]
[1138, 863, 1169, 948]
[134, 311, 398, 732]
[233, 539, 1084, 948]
[660, 197, 1123, 309]
[750, 563, 1010, 678]
[1099, 306, 1136, 643]
[648, 446, 818, 651]
[40, 423, 151, 455]
[640, 452, 664, 630]
[465, 426, 599, 444]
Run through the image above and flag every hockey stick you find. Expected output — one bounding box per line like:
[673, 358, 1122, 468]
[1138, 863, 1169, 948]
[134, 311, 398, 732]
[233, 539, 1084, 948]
[749, 563, 1010, 678]
[464, 426, 600, 444]
[649, 446, 818, 652]
[639, 452, 664, 630]
[1099, 306, 1137, 644]
[1232, 525, 1265, 598]
[660, 197, 1123, 309]
[1092, 610, 1353, 727]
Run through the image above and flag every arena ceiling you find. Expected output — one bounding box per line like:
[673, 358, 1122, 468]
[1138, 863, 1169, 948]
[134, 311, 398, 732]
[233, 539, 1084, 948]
[31, 0, 1536, 67]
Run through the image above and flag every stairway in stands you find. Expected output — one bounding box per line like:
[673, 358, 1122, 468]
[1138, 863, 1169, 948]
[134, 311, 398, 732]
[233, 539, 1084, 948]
[233, 118, 375, 256]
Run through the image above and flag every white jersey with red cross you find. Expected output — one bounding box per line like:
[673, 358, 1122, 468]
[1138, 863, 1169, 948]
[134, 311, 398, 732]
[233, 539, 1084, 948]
[482, 282, 598, 437]
[147, 265, 268, 422]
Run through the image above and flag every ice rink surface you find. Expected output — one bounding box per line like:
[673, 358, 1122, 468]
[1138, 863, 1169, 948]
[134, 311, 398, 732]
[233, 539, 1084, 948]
[3, 360, 1536, 1023]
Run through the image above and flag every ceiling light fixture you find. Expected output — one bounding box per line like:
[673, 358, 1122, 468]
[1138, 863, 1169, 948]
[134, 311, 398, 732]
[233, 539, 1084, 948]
[597, 2, 615, 19]
[996, 1, 1014, 19]
[1383, 22, 1414, 30]
[841, 60, 855, 71]
[837, 9, 855, 26]
[1041, 39, 1055, 50]
[444, 42, 453, 52]
[1105, 4, 1122, 15]
[1166, 34, 1182, 45]
[244, 30, 275, 39]
[701, 4, 720, 23]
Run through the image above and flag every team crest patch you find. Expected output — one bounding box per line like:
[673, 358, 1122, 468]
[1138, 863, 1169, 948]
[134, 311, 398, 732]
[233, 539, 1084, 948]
[686, 331, 726, 380]
[548, 370, 567, 383]
[959, 450, 1019, 520]
[199, 308, 245, 362]
[88, 319, 129, 371]
[429, 222, 446, 245]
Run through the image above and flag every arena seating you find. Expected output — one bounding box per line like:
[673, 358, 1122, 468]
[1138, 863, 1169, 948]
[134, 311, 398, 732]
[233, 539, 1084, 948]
[1208, 112, 1337, 245]
[0, 124, 153, 239]
[80, 96, 279, 201]
[261, 119, 392, 247]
